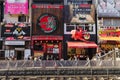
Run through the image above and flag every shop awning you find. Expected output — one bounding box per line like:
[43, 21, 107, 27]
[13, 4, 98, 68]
[99, 36, 120, 41]
[67, 42, 97, 48]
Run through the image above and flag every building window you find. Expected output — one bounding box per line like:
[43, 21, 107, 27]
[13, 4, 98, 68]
[0, 51, 4, 59]
[33, 41, 44, 51]
[64, 23, 95, 34]
[103, 19, 120, 27]
[18, 14, 26, 22]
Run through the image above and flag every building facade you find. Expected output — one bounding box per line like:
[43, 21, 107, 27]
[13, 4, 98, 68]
[97, 0, 120, 60]
[63, 0, 97, 60]
[31, 0, 64, 60]
[0, 0, 31, 60]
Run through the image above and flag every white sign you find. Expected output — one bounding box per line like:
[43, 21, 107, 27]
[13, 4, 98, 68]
[24, 49, 31, 60]
[5, 41, 25, 45]
[7, 0, 27, 3]
[5, 50, 9, 58]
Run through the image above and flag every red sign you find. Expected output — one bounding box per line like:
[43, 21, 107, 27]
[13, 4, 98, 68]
[32, 4, 64, 9]
[79, 4, 91, 8]
[37, 13, 58, 33]
[32, 36, 63, 40]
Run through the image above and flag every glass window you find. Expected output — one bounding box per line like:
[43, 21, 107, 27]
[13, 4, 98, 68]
[0, 42, 2, 49]
[0, 51, 4, 58]
[66, 25, 75, 32]
[85, 25, 93, 32]
[18, 14, 26, 22]
[113, 19, 120, 26]
[65, 24, 95, 34]
[103, 19, 112, 26]
[33, 41, 44, 51]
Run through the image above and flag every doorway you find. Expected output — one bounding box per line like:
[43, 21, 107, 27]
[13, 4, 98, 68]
[16, 50, 24, 60]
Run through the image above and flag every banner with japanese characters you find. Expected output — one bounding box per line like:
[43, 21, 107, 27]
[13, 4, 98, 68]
[5, 0, 28, 14]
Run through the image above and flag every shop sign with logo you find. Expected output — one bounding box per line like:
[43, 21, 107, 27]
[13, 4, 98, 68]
[5, 0, 28, 14]
[1, 23, 30, 39]
[99, 28, 120, 37]
[37, 13, 58, 33]
[5, 41, 25, 45]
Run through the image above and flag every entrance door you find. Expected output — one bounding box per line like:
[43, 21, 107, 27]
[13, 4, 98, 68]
[16, 50, 24, 60]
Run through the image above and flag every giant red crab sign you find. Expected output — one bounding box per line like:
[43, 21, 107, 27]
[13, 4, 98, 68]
[71, 28, 90, 41]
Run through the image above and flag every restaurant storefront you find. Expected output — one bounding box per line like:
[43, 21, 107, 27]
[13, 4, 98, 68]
[32, 1, 64, 60]
[1, 23, 31, 60]
[32, 36, 63, 60]
[64, 0, 97, 60]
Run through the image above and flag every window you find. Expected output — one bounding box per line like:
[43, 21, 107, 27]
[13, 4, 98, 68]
[33, 41, 44, 51]
[0, 51, 5, 57]
[18, 14, 26, 22]
[0, 42, 2, 49]
[64, 23, 95, 34]
[103, 19, 112, 26]
[66, 25, 75, 32]
[103, 19, 120, 27]
[113, 19, 120, 26]
[85, 25, 93, 32]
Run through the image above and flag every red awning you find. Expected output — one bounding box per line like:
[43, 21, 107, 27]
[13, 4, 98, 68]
[67, 42, 98, 48]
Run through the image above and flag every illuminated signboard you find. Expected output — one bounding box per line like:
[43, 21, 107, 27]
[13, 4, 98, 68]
[37, 13, 58, 34]
[5, 0, 28, 14]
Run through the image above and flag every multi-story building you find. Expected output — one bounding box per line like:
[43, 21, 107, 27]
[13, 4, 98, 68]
[0, 0, 31, 60]
[0, 0, 98, 60]
[97, 0, 120, 60]
[63, 0, 97, 60]
[31, 0, 64, 60]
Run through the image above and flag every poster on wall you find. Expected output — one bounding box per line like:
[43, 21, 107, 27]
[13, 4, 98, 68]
[5, 50, 9, 58]
[5, 0, 28, 14]
[98, 0, 120, 17]
[24, 49, 31, 60]
[9, 50, 15, 57]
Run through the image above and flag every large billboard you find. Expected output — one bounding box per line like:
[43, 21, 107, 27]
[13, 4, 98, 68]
[98, 0, 120, 17]
[5, 0, 28, 14]
[1, 23, 30, 39]
[32, 4, 64, 35]
[64, 0, 95, 24]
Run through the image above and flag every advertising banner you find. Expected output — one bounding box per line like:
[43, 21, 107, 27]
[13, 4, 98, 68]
[5, 0, 28, 14]
[1, 23, 30, 39]
[64, 0, 95, 24]
[98, 0, 120, 17]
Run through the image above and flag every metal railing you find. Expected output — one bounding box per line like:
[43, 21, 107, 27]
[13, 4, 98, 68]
[0, 60, 120, 70]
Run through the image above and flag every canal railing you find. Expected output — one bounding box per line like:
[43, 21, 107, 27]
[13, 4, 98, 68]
[0, 60, 120, 70]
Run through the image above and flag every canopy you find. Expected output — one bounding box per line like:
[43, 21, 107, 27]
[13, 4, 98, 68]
[67, 42, 97, 48]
